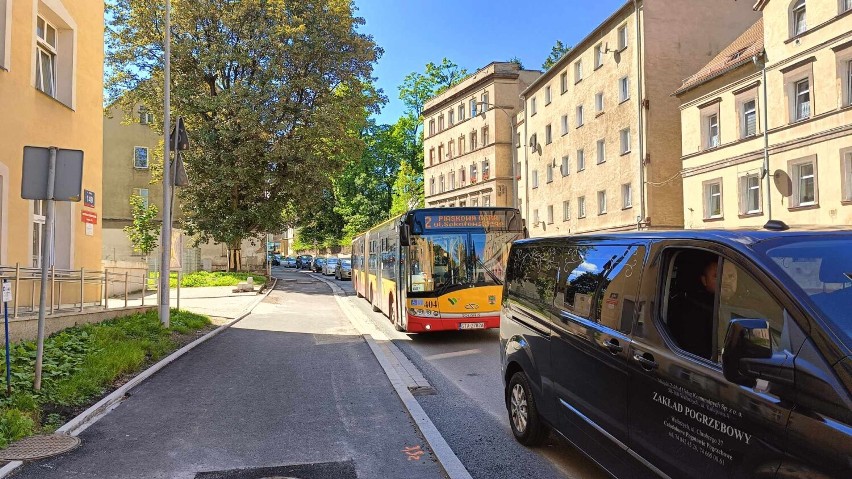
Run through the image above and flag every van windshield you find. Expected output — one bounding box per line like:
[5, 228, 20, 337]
[764, 238, 852, 341]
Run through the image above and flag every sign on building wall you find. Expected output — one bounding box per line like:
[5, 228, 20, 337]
[84, 189, 95, 207]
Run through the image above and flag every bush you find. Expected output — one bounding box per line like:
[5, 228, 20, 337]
[169, 271, 267, 288]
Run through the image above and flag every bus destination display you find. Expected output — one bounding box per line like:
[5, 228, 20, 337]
[423, 214, 507, 230]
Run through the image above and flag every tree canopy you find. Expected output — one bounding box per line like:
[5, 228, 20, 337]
[542, 40, 572, 70]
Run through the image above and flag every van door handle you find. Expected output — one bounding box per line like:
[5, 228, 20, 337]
[633, 353, 658, 371]
[601, 339, 623, 354]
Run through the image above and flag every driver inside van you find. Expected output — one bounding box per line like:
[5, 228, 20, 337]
[668, 256, 718, 359]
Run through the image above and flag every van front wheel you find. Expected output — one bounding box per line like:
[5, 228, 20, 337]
[508, 372, 548, 447]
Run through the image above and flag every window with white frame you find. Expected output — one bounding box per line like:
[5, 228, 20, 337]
[482, 126, 489, 146]
[483, 160, 490, 179]
[533, 208, 540, 225]
[459, 136, 465, 155]
[619, 77, 630, 102]
[577, 149, 585, 171]
[622, 183, 633, 209]
[561, 155, 570, 176]
[578, 196, 586, 218]
[545, 124, 552, 144]
[597, 190, 607, 215]
[790, 158, 817, 207]
[429, 148, 435, 166]
[470, 197, 477, 207]
[741, 99, 757, 138]
[704, 111, 720, 149]
[546, 163, 554, 183]
[448, 110, 455, 126]
[739, 173, 761, 214]
[470, 99, 477, 118]
[449, 171, 455, 190]
[139, 106, 154, 125]
[843, 0, 852, 13]
[484, 195, 491, 206]
[560, 71, 568, 93]
[482, 91, 489, 110]
[594, 44, 604, 69]
[530, 97, 537, 115]
[576, 105, 584, 127]
[532, 169, 539, 188]
[132, 187, 150, 208]
[439, 175, 445, 193]
[620, 128, 631, 155]
[703, 179, 723, 218]
[470, 131, 477, 150]
[35, 16, 58, 97]
[547, 205, 554, 224]
[596, 139, 606, 164]
[429, 120, 435, 136]
[562, 200, 571, 221]
[561, 115, 568, 135]
[460, 167, 466, 183]
[595, 92, 604, 113]
[438, 115, 444, 132]
[794, 78, 810, 121]
[458, 104, 465, 122]
[448, 140, 454, 159]
[134, 146, 149, 169]
[791, 0, 807, 37]
[471, 163, 478, 181]
[574, 60, 583, 83]
[438, 144, 444, 161]
[617, 25, 628, 50]
[843, 150, 852, 201]
[545, 86, 552, 105]
[430, 177, 435, 195]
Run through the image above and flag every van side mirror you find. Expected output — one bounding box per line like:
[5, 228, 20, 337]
[722, 319, 793, 388]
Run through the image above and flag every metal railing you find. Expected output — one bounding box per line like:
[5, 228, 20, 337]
[0, 264, 158, 319]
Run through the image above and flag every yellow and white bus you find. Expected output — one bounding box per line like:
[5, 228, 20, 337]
[351, 207, 526, 332]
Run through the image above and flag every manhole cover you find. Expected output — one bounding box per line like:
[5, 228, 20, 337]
[0, 433, 81, 461]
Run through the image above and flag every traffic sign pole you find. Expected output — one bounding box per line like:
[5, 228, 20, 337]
[34, 147, 56, 390]
[159, 0, 172, 328]
[3, 280, 11, 394]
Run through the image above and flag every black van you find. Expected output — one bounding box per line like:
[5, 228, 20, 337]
[500, 229, 851, 479]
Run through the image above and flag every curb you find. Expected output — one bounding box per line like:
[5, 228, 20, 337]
[0, 278, 278, 478]
[307, 272, 473, 479]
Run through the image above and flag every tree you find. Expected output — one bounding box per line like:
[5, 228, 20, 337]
[123, 195, 159, 260]
[390, 159, 423, 216]
[507, 56, 524, 69]
[106, 0, 382, 270]
[542, 40, 572, 70]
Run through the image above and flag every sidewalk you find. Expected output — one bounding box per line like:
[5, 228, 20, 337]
[11, 268, 446, 479]
[106, 286, 262, 321]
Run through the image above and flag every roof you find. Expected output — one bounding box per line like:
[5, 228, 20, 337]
[674, 18, 764, 96]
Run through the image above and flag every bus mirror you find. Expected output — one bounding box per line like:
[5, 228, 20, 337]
[400, 224, 411, 246]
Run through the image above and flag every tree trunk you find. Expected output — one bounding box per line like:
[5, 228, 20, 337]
[228, 240, 242, 272]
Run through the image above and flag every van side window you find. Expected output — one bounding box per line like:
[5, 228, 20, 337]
[557, 245, 644, 333]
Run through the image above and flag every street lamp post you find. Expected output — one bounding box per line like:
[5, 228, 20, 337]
[477, 102, 517, 210]
[159, 0, 172, 327]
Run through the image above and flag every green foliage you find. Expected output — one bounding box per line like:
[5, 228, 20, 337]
[507, 56, 524, 69]
[390, 160, 424, 216]
[0, 310, 210, 448]
[123, 194, 159, 257]
[169, 271, 267, 288]
[106, 0, 382, 268]
[542, 40, 572, 70]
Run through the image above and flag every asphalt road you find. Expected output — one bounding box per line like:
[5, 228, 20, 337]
[306, 267, 609, 479]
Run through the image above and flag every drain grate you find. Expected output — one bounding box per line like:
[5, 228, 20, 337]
[0, 433, 81, 461]
[195, 460, 357, 479]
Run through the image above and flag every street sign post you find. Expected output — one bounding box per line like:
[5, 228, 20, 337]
[21, 146, 83, 390]
[3, 280, 11, 394]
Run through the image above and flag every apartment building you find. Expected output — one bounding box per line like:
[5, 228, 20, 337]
[676, 0, 852, 229]
[518, 0, 761, 236]
[0, 0, 104, 269]
[423, 62, 540, 208]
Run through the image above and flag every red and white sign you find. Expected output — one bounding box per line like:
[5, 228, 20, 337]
[81, 211, 98, 224]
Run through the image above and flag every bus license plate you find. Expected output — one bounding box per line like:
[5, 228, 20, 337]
[459, 322, 485, 330]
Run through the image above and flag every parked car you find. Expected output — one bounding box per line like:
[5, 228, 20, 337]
[283, 257, 296, 268]
[322, 256, 339, 276]
[500, 225, 852, 479]
[335, 258, 352, 280]
[311, 257, 326, 273]
[296, 255, 313, 269]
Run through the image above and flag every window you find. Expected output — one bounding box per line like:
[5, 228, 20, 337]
[139, 106, 154, 125]
[706, 113, 720, 148]
[533, 209, 540, 225]
[547, 205, 554, 224]
[459, 135, 465, 155]
[439, 175, 445, 193]
[791, 0, 807, 37]
[597, 190, 607, 214]
[574, 60, 583, 83]
[577, 149, 585, 171]
[545, 124, 552, 144]
[794, 78, 810, 120]
[470, 131, 477, 150]
[562, 200, 571, 221]
[622, 183, 633, 209]
[619, 77, 630, 102]
[429, 120, 435, 136]
[594, 44, 604, 69]
[703, 179, 723, 219]
[132, 188, 150, 209]
[530, 97, 537, 116]
[843, 0, 852, 13]
[458, 104, 465, 122]
[846, 59, 852, 106]
[483, 160, 490, 179]
[448, 140, 454, 159]
[470, 99, 477, 118]
[460, 167, 466, 183]
[561, 115, 569, 135]
[617, 25, 628, 50]
[596, 139, 606, 164]
[438, 144, 444, 162]
[578, 196, 586, 218]
[429, 148, 435, 166]
[470, 163, 478, 182]
[449, 171, 455, 190]
[448, 110, 455, 126]
[532, 169, 539, 188]
[741, 99, 757, 138]
[35, 16, 57, 97]
[32, 200, 46, 267]
[546, 163, 554, 183]
[430, 177, 435, 195]
[620, 128, 631, 155]
[560, 71, 568, 93]
[483, 195, 491, 207]
[595, 92, 604, 113]
[791, 159, 817, 206]
[545, 86, 552, 105]
[482, 126, 489, 146]
[561, 155, 570, 176]
[843, 150, 852, 201]
[482, 91, 490, 110]
[739, 173, 761, 214]
[134, 146, 149, 169]
[438, 115, 445, 132]
[576, 105, 584, 127]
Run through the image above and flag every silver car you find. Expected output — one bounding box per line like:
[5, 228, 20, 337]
[322, 256, 339, 276]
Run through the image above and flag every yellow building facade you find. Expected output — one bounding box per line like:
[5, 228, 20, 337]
[677, 0, 852, 229]
[519, 0, 761, 237]
[0, 0, 104, 269]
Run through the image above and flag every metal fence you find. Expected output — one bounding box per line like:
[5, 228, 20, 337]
[0, 264, 158, 319]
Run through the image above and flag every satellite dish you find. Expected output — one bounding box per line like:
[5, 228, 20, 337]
[773, 169, 792, 197]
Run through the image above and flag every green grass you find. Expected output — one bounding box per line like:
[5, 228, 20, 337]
[0, 309, 210, 448]
[152, 271, 267, 288]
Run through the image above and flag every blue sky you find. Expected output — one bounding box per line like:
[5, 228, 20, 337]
[355, 0, 628, 125]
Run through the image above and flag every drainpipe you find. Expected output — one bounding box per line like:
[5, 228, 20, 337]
[522, 95, 530, 224]
[758, 52, 772, 221]
[633, 0, 646, 229]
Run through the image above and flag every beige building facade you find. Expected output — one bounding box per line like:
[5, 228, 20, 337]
[677, 0, 852, 229]
[422, 62, 540, 209]
[518, 0, 762, 237]
[0, 0, 104, 269]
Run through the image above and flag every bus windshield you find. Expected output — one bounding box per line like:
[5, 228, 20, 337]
[408, 231, 522, 293]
